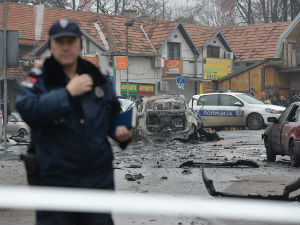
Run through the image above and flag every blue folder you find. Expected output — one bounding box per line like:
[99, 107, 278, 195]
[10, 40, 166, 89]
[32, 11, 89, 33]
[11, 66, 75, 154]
[111, 107, 137, 139]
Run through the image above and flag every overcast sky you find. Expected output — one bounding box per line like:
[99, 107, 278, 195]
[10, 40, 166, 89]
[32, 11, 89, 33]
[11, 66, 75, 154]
[169, 0, 197, 7]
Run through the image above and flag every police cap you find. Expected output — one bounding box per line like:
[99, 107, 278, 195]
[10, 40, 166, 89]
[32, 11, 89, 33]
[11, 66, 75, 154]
[49, 18, 82, 39]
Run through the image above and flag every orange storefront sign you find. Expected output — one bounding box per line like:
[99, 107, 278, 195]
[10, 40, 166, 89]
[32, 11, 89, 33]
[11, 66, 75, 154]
[82, 56, 99, 67]
[116, 56, 128, 69]
[163, 60, 182, 75]
[138, 84, 155, 93]
[34, 59, 45, 68]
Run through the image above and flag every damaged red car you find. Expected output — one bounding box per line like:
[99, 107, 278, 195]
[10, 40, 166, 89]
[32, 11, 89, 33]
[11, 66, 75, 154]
[263, 102, 300, 167]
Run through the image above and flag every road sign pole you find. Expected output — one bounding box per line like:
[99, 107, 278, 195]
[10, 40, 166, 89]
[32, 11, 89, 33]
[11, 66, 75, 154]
[2, 29, 7, 151]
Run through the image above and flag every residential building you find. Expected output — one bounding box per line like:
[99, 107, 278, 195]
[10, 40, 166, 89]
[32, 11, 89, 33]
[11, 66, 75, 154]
[1, 2, 299, 109]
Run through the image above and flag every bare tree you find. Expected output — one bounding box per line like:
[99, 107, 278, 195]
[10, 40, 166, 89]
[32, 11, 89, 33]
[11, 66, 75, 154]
[6, 0, 300, 23]
[283, 0, 288, 21]
[131, 0, 161, 18]
[94, 0, 109, 13]
[291, 0, 300, 20]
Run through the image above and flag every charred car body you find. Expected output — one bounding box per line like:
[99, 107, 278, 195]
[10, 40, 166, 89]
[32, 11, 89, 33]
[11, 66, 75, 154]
[136, 95, 202, 141]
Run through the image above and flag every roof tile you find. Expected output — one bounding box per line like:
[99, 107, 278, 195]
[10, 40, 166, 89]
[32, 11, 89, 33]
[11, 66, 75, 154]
[0, 2, 291, 62]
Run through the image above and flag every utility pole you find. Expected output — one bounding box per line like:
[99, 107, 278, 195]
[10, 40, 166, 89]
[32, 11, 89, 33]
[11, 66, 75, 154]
[163, 0, 165, 20]
[1, 0, 9, 151]
[125, 19, 134, 98]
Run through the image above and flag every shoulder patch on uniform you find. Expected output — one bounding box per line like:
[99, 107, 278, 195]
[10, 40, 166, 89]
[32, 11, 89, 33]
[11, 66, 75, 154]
[21, 76, 38, 88]
[95, 86, 104, 98]
[28, 68, 42, 77]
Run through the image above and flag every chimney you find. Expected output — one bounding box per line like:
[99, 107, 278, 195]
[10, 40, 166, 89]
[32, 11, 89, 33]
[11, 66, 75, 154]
[122, 9, 137, 18]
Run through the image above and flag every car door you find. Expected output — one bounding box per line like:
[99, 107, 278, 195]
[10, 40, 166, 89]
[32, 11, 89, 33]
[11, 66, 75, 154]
[271, 104, 294, 153]
[7, 114, 17, 135]
[196, 94, 220, 127]
[280, 105, 299, 155]
[219, 94, 245, 126]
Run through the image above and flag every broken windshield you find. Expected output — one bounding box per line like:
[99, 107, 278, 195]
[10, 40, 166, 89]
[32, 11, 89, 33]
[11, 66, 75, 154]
[146, 101, 186, 111]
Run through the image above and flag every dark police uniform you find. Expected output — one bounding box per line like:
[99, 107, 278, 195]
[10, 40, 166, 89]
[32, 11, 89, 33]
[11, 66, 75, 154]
[16, 56, 121, 225]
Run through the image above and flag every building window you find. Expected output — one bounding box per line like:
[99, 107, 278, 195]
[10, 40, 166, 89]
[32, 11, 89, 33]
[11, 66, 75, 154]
[207, 46, 220, 58]
[167, 42, 181, 60]
[86, 40, 96, 54]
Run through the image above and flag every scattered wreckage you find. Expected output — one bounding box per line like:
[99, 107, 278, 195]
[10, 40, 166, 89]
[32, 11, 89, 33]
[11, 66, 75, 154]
[202, 168, 300, 202]
[179, 159, 259, 168]
[135, 95, 220, 142]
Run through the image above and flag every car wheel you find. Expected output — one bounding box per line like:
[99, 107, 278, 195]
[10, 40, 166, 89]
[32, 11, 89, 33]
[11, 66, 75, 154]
[17, 129, 28, 138]
[247, 113, 264, 130]
[265, 137, 276, 162]
[290, 141, 300, 167]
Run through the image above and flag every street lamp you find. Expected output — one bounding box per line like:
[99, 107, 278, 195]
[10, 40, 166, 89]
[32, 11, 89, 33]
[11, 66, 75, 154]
[125, 19, 134, 98]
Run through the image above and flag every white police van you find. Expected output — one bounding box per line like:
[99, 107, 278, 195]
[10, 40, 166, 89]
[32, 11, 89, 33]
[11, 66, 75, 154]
[189, 92, 286, 130]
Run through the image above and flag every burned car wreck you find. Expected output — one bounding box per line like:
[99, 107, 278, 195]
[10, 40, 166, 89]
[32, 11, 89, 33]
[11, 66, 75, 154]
[135, 95, 203, 141]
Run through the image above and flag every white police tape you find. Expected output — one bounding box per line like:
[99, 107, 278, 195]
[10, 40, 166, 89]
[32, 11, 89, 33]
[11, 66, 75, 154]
[0, 185, 299, 223]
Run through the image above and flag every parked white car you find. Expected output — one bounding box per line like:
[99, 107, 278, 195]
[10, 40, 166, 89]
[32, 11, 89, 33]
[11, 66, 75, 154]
[189, 92, 286, 130]
[7, 112, 30, 138]
[118, 99, 135, 112]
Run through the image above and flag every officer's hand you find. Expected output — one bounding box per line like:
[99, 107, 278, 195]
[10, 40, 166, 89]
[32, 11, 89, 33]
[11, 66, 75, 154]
[66, 74, 93, 96]
[115, 126, 132, 142]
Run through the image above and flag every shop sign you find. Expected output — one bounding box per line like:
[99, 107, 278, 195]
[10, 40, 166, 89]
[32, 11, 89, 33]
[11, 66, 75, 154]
[200, 83, 204, 94]
[121, 83, 138, 92]
[138, 84, 155, 93]
[116, 56, 128, 69]
[203, 57, 232, 80]
[163, 60, 182, 75]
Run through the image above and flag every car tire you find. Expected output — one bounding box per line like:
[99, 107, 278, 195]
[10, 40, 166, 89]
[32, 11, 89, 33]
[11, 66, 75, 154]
[265, 137, 276, 162]
[247, 113, 264, 130]
[290, 141, 300, 167]
[17, 129, 28, 138]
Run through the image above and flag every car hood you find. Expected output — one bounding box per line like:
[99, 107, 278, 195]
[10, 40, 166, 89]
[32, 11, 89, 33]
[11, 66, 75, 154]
[246, 104, 285, 111]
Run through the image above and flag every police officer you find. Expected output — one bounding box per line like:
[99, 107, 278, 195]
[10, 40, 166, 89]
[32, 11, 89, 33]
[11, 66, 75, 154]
[16, 18, 132, 225]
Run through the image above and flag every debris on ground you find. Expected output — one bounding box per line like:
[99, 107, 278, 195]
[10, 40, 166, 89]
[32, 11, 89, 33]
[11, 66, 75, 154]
[199, 129, 223, 142]
[124, 164, 142, 168]
[179, 159, 259, 168]
[124, 173, 144, 181]
[9, 136, 30, 145]
[182, 169, 192, 175]
[202, 168, 300, 201]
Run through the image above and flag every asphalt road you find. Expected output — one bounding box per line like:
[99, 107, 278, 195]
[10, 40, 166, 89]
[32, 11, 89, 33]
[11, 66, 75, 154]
[0, 130, 299, 225]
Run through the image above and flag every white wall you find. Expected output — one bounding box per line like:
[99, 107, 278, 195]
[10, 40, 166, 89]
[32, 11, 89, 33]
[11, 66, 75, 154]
[161, 28, 195, 61]
[116, 56, 162, 95]
[160, 27, 199, 99]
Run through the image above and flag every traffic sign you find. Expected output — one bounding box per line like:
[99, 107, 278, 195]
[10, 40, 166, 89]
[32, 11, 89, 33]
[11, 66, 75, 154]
[0, 30, 19, 68]
[176, 77, 185, 90]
